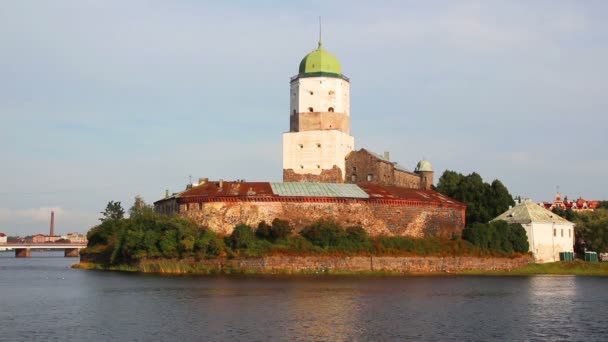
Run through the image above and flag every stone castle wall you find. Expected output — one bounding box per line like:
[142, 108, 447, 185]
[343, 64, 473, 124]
[186, 255, 533, 273]
[283, 167, 343, 183]
[345, 149, 424, 189]
[179, 198, 464, 237]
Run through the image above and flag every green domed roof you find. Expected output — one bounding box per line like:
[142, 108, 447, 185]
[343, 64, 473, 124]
[415, 160, 433, 172]
[298, 42, 342, 76]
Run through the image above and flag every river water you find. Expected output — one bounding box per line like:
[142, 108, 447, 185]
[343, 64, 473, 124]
[1, 252, 607, 341]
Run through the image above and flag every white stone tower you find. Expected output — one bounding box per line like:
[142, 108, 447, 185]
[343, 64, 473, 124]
[282, 39, 354, 183]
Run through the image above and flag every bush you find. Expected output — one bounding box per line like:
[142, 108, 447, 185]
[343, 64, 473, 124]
[255, 219, 293, 242]
[255, 221, 272, 240]
[225, 224, 256, 250]
[462, 221, 529, 254]
[270, 218, 293, 241]
[300, 220, 347, 247]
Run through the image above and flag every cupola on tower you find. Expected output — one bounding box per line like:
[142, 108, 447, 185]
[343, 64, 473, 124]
[282, 39, 354, 183]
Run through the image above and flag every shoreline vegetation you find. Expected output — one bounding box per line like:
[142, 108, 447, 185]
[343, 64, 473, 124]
[73, 259, 608, 276]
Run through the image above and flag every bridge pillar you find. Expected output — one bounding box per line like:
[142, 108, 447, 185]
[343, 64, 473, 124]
[64, 248, 80, 257]
[15, 248, 31, 258]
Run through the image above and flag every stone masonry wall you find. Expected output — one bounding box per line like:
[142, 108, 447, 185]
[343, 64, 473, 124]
[345, 149, 422, 189]
[283, 166, 344, 183]
[179, 199, 464, 238]
[196, 255, 533, 273]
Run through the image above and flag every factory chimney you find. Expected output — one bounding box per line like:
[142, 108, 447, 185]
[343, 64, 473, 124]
[50, 211, 55, 237]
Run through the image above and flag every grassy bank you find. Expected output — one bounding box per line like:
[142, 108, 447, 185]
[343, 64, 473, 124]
[456, 260, 608, 276]
[73, 259, 608, 276]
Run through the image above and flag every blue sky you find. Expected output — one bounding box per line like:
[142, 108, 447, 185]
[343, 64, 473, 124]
[1, 1, 607, 236]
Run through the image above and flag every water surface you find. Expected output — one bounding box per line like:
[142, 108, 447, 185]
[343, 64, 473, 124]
[1, 251, 607, 341]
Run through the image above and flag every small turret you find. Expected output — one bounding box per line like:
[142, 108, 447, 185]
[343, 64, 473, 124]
[415, 159, 434, 190]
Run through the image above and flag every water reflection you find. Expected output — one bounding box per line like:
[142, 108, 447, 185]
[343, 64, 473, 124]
[2, 256, 608, 341]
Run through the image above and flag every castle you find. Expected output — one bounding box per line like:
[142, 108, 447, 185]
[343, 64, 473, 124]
[282, 40, 433, 189]
[154, 39, 465, 238]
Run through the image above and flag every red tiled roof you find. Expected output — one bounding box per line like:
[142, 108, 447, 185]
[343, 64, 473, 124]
[0, 233, 6, 237]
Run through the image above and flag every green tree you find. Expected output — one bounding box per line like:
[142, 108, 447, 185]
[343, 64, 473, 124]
[255, 221, 272, 240]
[461, 221, 528, 254]
[436, 170, 514, 226]
[270, 218, 292, 241]
[300, 220, 347, 248]
[575, 209, 608, 252]
[129, 196, 155, 219]
[552, 207, 577, 222]
[100, 201, 125, 222]
[225, 224, 256, 250]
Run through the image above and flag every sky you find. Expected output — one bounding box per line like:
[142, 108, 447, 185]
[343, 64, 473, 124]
[1, 1, 607, 236]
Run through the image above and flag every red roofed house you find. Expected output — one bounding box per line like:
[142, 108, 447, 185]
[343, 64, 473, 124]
[540, 193, 601, 212]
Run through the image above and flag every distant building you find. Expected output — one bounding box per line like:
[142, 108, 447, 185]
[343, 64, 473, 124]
[540, 193, 601, 212]
[0, 233, 7, 251]
[30, 234, 61, 243]
[493, 200, 574, 263]
[61, 232, 87, 243]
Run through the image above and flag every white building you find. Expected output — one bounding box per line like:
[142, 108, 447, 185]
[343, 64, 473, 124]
[283, 39, 354, 182]
[0, 233, 7, 251]
[492, 200, 575, 263]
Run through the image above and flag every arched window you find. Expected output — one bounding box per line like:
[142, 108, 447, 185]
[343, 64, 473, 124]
[351, 174, 357, 182]
[328, 107, 334, 112]
[308, 107, 314, 112]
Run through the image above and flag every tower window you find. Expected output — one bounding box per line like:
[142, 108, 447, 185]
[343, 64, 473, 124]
[329, 90, 335, 95]
[298, 144, 303, 148]
[328, 107, 334, 112]
[352, 166, 356, 172]
[316, 165, 320, 168]
[292, 109, 296, 115]
[308, 107, 314, 112]
[300, 165, 304, 169]
[316, 143, 321, 148]
[367, 174, 374, 181]
[351, 174, 357, 182]
[309, 91, 314, 95]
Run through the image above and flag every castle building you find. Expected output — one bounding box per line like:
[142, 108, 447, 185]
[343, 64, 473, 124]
[283, 40, 354, 183]
[283, 40, 432, 190]
[154, 37, 465, 237]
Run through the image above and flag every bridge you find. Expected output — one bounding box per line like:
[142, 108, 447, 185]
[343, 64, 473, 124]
[0, 242, 87, 258]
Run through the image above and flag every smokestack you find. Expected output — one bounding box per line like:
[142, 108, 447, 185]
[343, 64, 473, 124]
[50, 211, 55, 237]
[384, 151, 390, 161]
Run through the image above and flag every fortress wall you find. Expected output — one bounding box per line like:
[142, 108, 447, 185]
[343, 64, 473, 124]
[187, 255, 533, 273]
[179, 199, 464, 238]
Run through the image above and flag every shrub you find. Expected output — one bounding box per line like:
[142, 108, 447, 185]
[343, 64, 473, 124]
[225, 224, 256, 250]
[255, 221, 272, 240]
[300, 220, 347, 247]
[270, 218, 293, 241]
[462, 221, 529, 254]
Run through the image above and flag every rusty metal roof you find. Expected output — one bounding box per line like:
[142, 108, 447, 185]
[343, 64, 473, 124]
[158, 180, 464, 207]
[357, 182, 465, 206]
